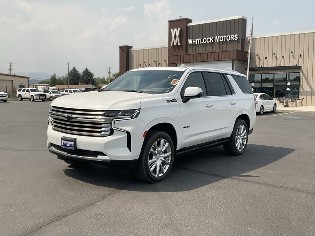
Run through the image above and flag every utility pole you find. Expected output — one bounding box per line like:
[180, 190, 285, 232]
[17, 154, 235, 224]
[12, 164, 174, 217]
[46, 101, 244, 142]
[108, 67, 111, 82]
[67, 62, 70, 89]
[108, 67, 111, 77]
[9, 62, 13, 75]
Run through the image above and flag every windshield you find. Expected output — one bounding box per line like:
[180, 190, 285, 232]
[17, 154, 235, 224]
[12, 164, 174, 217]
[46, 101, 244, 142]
[105, 70, 184, 94]
[30, 89, 39, 92]
[51, 90, 60, 94]
[72, 89, 81, 93]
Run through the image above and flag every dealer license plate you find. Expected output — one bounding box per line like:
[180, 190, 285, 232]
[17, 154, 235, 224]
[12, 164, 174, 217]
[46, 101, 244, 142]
[61, 137, 76, 150]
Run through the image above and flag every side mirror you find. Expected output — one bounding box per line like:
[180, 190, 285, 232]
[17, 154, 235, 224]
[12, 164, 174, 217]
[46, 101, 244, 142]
[182, 87, 203, 103]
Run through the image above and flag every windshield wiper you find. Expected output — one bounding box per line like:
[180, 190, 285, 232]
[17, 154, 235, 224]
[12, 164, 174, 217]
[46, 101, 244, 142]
[122, 90, 147, 93]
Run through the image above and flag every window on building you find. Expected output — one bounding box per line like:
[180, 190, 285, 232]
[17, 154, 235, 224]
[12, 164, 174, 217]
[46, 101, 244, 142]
[250, 72, 300, 98]
[274, 73, 286, 82]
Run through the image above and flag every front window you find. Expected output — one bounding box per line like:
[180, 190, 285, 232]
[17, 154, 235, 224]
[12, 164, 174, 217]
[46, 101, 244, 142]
[30, 89, 39, 92]
[51, 90, 60, 94]
[105, 70, 184, 94]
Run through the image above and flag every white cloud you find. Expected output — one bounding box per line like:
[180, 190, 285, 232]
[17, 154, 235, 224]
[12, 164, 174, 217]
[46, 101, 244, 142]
[124, 6, 134, 12]
[144, 0, 172, 19]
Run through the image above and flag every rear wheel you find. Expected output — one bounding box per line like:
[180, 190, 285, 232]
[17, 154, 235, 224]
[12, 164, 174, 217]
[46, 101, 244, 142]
[259, 106, 264, 115]
[3, 100, 7, 102]
[135, 131, 174, 183]
[223, 119, 248, 156]
[272, 104, 277, 113]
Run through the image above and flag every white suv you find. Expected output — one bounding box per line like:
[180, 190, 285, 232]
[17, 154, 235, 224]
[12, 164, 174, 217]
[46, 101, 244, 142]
[17, 88, 46, 101]
[47, 67, 256, 182]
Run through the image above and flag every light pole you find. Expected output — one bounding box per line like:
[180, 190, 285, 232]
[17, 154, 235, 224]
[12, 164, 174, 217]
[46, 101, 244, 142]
[67, 62, 70, 89]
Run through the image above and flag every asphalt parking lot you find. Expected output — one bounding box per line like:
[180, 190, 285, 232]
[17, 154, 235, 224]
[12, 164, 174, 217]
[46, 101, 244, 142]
[0, 101, 314, 236]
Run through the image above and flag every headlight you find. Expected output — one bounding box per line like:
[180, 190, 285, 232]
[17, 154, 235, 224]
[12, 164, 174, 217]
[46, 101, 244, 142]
[104, 109, 140, 120]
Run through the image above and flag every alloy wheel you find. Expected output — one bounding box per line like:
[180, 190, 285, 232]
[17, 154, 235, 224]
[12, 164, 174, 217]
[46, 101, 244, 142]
[147, 138, 172, 178]
[234, 124, 247, 152]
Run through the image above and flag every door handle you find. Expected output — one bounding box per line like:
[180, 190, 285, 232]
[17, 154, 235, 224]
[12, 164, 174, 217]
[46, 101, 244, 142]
[206, 104, 213, 108]
[230, 102, 236, 105]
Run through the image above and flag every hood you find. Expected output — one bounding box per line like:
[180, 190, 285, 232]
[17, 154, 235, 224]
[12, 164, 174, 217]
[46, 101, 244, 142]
[0, 91, 7, 95]
[51, 91, 157, 110]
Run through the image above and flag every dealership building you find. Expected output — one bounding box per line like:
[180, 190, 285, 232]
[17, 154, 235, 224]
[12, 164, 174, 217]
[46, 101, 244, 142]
[0, 73, 30, 97]
[119, 16, 315, 106]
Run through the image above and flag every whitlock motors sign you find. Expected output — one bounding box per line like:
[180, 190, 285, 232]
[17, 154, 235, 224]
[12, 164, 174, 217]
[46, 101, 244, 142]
[188, 34, 239, 45]
[171, 28, 181, 46]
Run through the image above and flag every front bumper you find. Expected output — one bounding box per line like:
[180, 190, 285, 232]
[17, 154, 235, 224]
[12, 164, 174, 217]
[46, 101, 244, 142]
[47, 125, 140, 162]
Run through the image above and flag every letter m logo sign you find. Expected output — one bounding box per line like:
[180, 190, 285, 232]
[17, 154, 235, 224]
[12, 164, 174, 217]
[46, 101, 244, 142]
[171, 28, 181, 46]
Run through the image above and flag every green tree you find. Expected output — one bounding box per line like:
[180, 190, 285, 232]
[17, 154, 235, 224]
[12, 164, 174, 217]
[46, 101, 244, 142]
[68, 67, 81, 85]
[49, 73, 57, 86]
[95, 77, 106, 86]
[80, 68, 95, 85]
[56, 76, 65, 85]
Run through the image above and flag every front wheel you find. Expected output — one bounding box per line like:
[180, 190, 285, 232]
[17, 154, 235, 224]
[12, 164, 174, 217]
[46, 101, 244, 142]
[18, 95, 22, 101]
[259, 106, 264, 115]
[135, 131, 175, 183]
[30, 96, 34, 102]
[223, 119, 248, 156]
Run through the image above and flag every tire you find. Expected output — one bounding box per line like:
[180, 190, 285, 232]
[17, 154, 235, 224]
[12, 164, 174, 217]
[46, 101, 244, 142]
[18, 95, 22, 101]
[3, 100, 7, 102]
[272, 104, 277, 113]
[223, 119, 248, 156]
[259, 106, 264, 115]
[30, 96, 34, 102]
[42, 99, 46, 102]
[135, 131, 175, 183]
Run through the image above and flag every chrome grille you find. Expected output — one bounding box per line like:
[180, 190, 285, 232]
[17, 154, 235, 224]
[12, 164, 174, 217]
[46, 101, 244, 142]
[49, 106, 112, 137]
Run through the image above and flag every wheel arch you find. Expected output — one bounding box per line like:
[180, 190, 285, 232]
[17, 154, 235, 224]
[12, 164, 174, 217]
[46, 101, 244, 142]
[236, 114, 250, 130]
[145, 123, 178, 150]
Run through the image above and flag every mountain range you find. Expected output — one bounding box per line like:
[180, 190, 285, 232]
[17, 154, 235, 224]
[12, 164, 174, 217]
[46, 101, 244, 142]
[18, 72, 52, 85]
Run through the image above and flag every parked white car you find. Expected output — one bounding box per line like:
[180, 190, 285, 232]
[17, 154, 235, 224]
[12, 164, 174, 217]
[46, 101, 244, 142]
[17, 88, 46, 102]
[48, 67, 256, 183]
[46, 90, 62, 100]
[0, 91, 8, 102]
[254, 93, 277, 114]
[61, 89, 82, 95]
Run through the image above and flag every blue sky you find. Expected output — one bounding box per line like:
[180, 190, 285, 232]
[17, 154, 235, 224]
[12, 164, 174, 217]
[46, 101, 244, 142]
[0, 0, 314, 78]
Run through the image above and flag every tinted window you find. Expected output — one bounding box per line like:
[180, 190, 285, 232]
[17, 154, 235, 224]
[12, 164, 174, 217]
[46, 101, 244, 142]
[181, 72, 206, 97]
[231, 75, 253, 94]
[203, 72, 228, 96]
[261, 94, 272, 100]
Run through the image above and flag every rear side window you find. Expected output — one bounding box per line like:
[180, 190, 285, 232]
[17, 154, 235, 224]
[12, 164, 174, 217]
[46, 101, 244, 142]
[231, 75, 253, 94]
[203, 72, 230, 96]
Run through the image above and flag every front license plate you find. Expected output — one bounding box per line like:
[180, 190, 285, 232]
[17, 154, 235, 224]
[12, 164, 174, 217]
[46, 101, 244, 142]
[61, 137, 76, 150]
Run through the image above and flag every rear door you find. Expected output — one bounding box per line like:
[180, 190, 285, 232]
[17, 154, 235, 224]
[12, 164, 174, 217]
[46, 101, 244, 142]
[202, 72, 237, 138]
